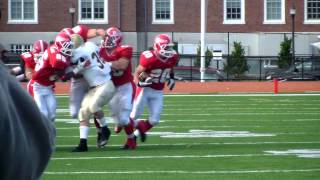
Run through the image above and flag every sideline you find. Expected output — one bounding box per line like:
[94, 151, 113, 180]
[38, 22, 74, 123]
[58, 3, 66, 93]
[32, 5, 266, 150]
[45, 168, 320, 175]
[56, 93, 320, 98]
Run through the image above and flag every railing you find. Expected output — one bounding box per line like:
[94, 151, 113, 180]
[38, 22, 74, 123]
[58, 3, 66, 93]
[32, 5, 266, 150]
[3, 52, 320, 81]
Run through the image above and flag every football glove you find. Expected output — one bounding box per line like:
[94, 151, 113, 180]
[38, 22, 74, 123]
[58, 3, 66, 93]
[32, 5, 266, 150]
[138, 77, 153, 87]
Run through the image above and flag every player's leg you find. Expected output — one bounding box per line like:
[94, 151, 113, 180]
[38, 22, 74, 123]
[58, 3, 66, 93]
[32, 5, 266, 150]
[72, 90, 94, 152]
[108, 91, 121, 133]
[33, 83, 50, 119]
[89, 81, 116, 148]
[146, 89, 163, 128]
[131, 87, 149, 142]
[135, 88, 163, 142]
[69, 78, 89, 118]
[46, 90, 57, 122]
[117, 82, 136, 149]
[26, 79, 35, 97]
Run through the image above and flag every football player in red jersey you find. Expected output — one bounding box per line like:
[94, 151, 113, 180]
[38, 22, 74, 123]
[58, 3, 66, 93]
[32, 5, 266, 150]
[31, 33, 73, 122]
[99, 27, 136, 149]
[130, 34, 179, 142]
[21, 40, 49, 97]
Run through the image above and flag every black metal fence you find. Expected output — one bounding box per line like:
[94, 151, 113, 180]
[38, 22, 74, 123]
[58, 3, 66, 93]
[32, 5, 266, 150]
[3, 51, 320, 81]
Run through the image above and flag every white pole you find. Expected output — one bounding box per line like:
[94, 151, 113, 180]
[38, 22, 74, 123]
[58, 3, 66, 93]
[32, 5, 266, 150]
[200, 0, 206, 82]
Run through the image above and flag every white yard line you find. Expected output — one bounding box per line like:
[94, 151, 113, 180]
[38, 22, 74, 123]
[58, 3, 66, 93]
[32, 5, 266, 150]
[44, 168, 320, 175]
[56, 93, 320, 98]
[55, 141, 320, 148]
[55, 118, 320, 123]
[51, 154, 271, 160]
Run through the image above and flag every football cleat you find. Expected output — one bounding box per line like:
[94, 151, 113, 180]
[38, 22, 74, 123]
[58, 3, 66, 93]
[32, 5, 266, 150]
[140, 132, 147, 142]
[72, 139, 88, 152]
[136, 121, 148, 142]
[72, 145, 88, 152]
[96, 131, 102, 148]
[97, 126, 111, 148]
[121, 138, 136, 150]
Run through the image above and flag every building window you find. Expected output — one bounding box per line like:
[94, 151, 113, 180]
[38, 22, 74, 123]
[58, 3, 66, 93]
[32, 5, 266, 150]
[8, 0, 38, 24]
[264, 0, 285, 24]
[10, 44, 32, 54]
[79, 0, 108, 24]
[152, 0, 174, 24]
[305, 0, 320, 24]
[223, 0, 245, 24]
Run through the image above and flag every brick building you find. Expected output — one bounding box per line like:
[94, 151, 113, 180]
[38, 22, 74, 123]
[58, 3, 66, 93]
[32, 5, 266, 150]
[0, 0, 319, 56]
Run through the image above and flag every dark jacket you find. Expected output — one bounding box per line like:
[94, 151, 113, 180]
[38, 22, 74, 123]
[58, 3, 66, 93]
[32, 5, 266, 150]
[0, 62, 54, 180]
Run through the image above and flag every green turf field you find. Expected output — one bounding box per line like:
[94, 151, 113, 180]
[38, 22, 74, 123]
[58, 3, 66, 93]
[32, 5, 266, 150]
[42, 94, 320, 180]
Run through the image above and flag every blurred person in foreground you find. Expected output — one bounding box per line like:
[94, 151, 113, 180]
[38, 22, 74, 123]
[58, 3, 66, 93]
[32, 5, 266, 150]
[0, 60, 54, 180]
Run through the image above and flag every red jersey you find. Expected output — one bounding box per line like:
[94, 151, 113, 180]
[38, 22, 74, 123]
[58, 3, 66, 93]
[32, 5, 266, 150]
[32, 46, 69, 86]
[20, 52, 35, 70]
[139, 50, 179, 90]
[99, 45, 133, 86]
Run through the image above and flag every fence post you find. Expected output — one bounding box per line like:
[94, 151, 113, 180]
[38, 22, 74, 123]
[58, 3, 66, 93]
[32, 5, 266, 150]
[273, 78, 278, 94]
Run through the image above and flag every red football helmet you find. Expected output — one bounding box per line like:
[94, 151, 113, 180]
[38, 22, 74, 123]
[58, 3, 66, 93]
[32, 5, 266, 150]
[32, 40, 49, 54]
[60, 28, 74, 36]
[54, 33, 74, 57]
[72, 25, 88, 42]
[153, 34, 175, 59]
[32, 40, 49, 62]
[103, 27, 123, 49]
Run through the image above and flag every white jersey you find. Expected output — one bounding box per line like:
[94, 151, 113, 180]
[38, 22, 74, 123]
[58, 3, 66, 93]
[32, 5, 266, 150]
[72, 42, 111, 87]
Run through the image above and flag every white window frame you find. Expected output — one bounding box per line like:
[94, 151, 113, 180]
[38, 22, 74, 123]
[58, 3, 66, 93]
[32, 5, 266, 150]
[78, 0, 108, 24]
[263, 0, 285, 24]
[152, 0, 174, 24]
[223, 0, 245, 24]
[8, 0, 38, 24]
[304, 0, 320, 24]
[10, 44, 33, 53]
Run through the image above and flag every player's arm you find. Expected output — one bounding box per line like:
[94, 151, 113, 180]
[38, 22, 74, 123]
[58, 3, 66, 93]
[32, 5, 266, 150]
[134, 65, 146, 84]
[109, 57, 129, 70]
[87, 28, 106, 39]
[167, 67, 175, 90]
[25, 67, 33, 80]
[134, 65, 153, 87]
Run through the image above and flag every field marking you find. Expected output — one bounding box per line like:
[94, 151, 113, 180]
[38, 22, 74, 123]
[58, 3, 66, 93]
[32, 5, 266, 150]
[55, 131, 317, 138]
[152, 130, 275, 138]
[173, 119, 320, 122]
[55, 118, 320, 123]
[51, 154, 272, 160]
[55, 141, 320, 148]
[56, 107, 320, 113]
[265, 149, 320, 158]
[56, 93, 320, 98]
[44, 169, 320, 175]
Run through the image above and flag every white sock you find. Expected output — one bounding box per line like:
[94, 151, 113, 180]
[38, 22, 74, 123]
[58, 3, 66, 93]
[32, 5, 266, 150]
[133, 129, 140, 137]
[79, 126, 89, 139]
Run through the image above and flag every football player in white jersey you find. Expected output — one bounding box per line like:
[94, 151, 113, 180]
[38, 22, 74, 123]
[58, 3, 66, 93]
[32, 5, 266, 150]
[69, 41, 116, 152]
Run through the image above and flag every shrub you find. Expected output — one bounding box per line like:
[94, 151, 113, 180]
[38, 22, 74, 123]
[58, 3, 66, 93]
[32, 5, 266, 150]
[223, 41, 248, 78]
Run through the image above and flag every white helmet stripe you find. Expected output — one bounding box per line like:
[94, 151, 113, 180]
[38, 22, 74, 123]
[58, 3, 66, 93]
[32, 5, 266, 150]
[40, 40, 44, 52]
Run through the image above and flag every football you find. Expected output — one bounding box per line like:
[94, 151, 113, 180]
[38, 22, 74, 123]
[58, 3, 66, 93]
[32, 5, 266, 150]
[138, 71, 149, 81]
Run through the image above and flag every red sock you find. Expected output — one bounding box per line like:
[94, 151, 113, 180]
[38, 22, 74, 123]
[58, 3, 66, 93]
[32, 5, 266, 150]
[124, 120, 134, 136]
[137, 120, 153, 133]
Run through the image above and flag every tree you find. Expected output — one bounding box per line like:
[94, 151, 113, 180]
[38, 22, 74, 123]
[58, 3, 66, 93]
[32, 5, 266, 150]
[278, 36, 292, 69]
[194, 45, 212, 68]
[223, 41, 248, 78]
